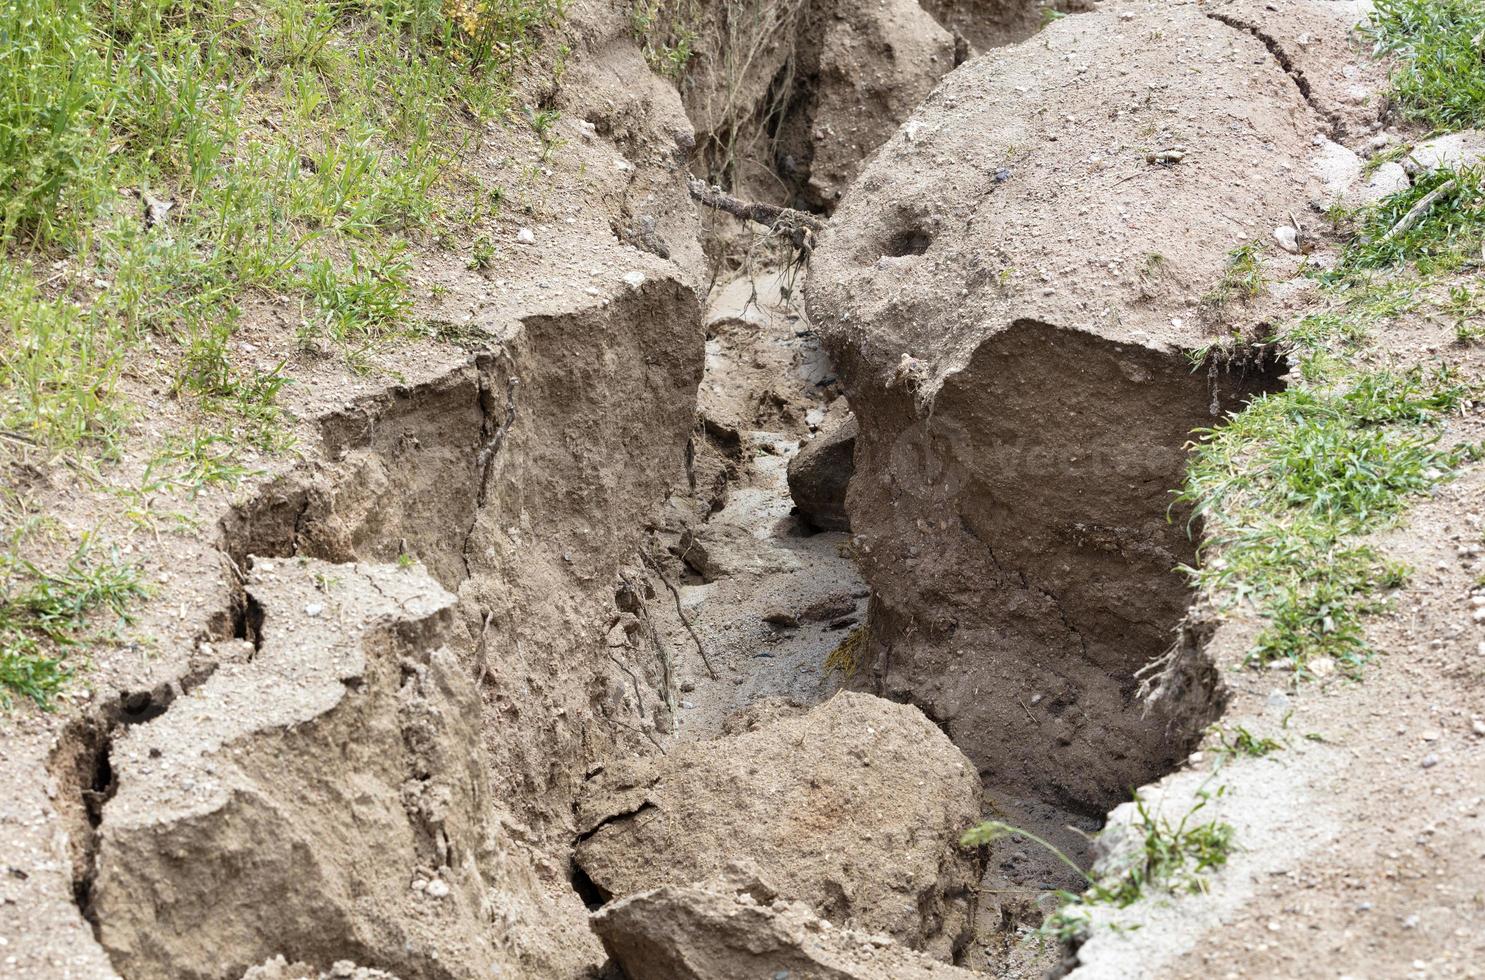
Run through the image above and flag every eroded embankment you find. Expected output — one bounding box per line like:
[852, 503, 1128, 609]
[19, 1, 1413, 977]
[47, 274, 703, 978]
[808, 1, 1313, 818]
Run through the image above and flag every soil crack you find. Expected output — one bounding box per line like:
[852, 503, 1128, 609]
[1205, 8, 1345, 138]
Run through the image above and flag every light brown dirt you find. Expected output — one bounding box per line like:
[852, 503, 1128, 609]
[575, 691, 984, 959]
[592, 866, 985, 980]
[7, 1, 1481, 979]
[91, 558, 598, 980]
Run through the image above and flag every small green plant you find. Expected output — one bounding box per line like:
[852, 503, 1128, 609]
[144, 429, 257, 497]
[396, 551, 417, 569]
[962, 794, 1235, 938]
[524, 106, 564, 160]
[631, 0, 701, 79]
[1101, 795, 1235, 904]
[1369, 0, 1485, 130]
[469, 234, 497, 270]
[297, 249, 415, 342]
[1200, 241, 1266, 313]
[0, 539, 144, 708]
[1214, 725, 1282, 759]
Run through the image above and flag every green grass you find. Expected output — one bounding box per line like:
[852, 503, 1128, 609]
[0, 0, 563, 463]
[1182, 168, 1483, 676]
[1200, 241, 1266, 317]
[631, 0, 700, 80]
[1370, 0, 1485, 130]
[1329, 169, 1485, 277]
[1181, 366, 1470, 673]
[0, 0, 563, 705]
[1214, 725, 1281, 760]
[0, 536, 144, 707]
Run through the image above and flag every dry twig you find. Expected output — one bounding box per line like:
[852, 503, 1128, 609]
[1382, 178, 1458, 243]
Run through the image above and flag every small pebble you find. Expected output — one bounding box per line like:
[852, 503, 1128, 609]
[426, 878, 451, 899]
[516, 227, 535, 244]
[304, 603, 324, 617]
[1421, 753, 1440, 769]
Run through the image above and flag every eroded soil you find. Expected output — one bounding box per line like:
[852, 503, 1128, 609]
[5, 1, 1485, 979]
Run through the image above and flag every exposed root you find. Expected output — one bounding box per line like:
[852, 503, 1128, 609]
[686, 177, 824, 250]
[639, 548, 719, 680]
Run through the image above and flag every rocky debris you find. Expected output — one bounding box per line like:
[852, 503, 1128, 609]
[242, 957, 402, 980]
[574, 693, 983, 959]
[1312, 137, 1411, 209]
[788, 400, 858, 531]
[777, 0, 956, 208]
[89, 558, 600, 980]
[590, 868, 982, 980]
[691, 416, 742, 514]
[678, 521, 805, 581]
[1407, 130, 1485, 175]
[806, 4, 1308, 811]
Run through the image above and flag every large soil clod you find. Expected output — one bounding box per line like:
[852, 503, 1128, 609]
[574, 692, 983, 960]
[90, 558, 595, 980]
[806, 4, 1309, 813]
[591, 867, 982, 980]
[788, 400, 857, 531]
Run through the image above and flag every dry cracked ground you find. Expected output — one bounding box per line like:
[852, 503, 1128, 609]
[3, 0, 1485, 978]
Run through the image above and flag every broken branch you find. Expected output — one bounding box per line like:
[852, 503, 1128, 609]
[1381, 178, 1457, 243]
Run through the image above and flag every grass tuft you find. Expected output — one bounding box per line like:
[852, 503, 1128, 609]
[1369, 0, 1485, 130]
[0, 538, 144, 708]
[1200, 241, 1266, 317]
[962, 793, 1235, 939]
[824, 625, 866, 677]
